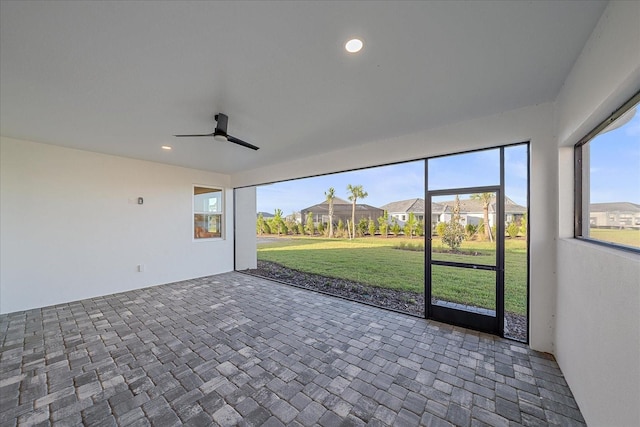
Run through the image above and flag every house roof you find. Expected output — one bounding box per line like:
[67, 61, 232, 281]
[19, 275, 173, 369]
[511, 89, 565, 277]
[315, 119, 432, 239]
[380, 198, 452, 215]
[301, 198, 382, 214]
[383, 196, 527, 215]
[380, 198, 425, 214]
[438, 196, 527, 214]
[0, 2, 607, 176]
[330, 197, 351, 205]
[590, 202, 640, 213]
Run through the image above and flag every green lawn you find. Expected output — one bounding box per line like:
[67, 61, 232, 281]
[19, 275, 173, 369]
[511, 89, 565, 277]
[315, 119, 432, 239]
[257, 236, 528, 315]
[589, 228, 640, 248]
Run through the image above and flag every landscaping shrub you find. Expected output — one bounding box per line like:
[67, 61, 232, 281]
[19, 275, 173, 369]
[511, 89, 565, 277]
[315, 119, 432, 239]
[393, 242, 424, 252]
[520, 213, 528, 237]
[256, 213, 265, 235]
[336, 219, 345, 238]
[507, 221, 519, 238]
[305, 212, 315, 236]
[358, 218, 368, 237]
[391, 219, 401, 237]
[442, 221, 465, 251]
[465, 224, 478, 239]
[290, 223, 299, 235]
[378, 212, 389, 238]
[404, 212, 417, 239]
[368, 218, 376, 236]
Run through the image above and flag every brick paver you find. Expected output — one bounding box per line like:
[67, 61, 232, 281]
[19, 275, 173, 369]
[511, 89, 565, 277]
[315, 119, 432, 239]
[0, 272, 585, 426]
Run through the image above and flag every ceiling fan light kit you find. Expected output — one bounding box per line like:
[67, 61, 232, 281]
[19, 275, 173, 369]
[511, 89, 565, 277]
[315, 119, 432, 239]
[175, 113, 259, 150]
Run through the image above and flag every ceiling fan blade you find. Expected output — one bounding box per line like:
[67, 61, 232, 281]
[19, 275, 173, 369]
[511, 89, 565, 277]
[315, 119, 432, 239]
[174, 133, 216, 137]
[215, 113, 228, 133]
[228, 135, 260, 151]
[174, 113, 257, 150]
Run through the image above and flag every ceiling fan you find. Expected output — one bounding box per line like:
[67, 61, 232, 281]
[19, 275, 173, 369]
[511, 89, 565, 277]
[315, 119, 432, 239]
[174, 113, 259, 150]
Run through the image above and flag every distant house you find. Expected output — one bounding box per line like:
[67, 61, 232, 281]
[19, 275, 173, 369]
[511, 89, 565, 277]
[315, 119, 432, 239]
[381, 196, 526, 228]
[380, 198, 425, 224]
[589, 202, 640, 228]
[285, 212, 302, 224]
[435, 196, 526, 227]
[300, 197, 383, 227]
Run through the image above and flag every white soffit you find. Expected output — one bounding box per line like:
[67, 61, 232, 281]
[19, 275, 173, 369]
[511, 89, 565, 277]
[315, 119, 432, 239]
[0, 1, 607, 174]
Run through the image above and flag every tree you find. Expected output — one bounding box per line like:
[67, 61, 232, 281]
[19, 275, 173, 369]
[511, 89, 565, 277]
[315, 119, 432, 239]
[305, 212, 315, 236]
[357, 217, 368, 237]
[347, 184, 368, 239]
[378, 211, 389, 238]
[519, 213, 528, 237]
[285, 216, 298, 235]
[404, 212, 417, 239]
[317, 222, 325, 235]
[272, 209, 284, 236]
[256, 213, 265, 236]
[337, 219, 345, 238]
[471, 193, 494, 242]
[325, 187, 336, 238]
[442, 195, 465, 251]
[368, 218, 376, 237]
[391, 217, 401, 237]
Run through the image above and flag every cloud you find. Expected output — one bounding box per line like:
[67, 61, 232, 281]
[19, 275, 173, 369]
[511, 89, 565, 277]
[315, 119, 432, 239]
[624, 113, 640, 137]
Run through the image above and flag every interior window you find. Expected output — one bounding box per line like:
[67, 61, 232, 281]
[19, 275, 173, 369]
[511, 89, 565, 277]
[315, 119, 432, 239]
[194, 186, 223, 239]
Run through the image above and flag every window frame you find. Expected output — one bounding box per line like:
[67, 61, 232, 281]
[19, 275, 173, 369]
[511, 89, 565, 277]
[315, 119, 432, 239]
[574, 90, 640, 254]
[193, 185, 224, 241]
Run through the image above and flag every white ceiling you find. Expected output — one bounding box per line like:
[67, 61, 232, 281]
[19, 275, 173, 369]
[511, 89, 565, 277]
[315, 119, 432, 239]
[0, 1, 607, 175]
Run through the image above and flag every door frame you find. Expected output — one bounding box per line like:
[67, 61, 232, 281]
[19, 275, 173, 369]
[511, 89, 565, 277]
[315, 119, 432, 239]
[425, 149, 506, 336]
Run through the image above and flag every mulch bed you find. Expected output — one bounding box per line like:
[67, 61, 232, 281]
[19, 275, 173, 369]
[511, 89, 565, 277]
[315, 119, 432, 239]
[245, 260, 527, 342]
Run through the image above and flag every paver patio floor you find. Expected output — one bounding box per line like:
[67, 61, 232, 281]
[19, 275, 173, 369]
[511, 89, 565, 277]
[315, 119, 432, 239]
[0, 272, 585, 426]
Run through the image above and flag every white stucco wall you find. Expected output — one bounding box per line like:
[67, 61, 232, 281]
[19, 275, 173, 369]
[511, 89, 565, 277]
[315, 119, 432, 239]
[232, 102, 558, 353]
[234, 186, 258, 270]
[556, 240, 639, 426]
[0, 137, 235, 314]
[554, 2, 640, 426]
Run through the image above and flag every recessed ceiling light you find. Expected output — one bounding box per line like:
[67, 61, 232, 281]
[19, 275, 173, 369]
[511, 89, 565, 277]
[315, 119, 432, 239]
[345, 38, 363, 53]
[161, 145, 172, 150]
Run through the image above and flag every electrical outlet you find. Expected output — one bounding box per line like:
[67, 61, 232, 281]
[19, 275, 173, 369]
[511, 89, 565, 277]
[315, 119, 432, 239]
[137, 264, 145, 272]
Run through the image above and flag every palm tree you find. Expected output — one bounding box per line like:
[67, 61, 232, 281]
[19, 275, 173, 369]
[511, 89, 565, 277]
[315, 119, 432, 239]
[470, 193, 493, 242]
[325, 187, 335, 238]
[346, 184, 368, 239]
